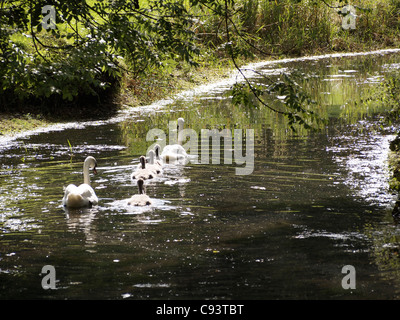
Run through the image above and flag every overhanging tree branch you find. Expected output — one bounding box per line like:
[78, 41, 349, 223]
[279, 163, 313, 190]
[220, 0, 326, 131]
[223, 0, 284, 115]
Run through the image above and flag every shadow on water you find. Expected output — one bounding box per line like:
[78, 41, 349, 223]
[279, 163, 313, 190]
[2, 50, 400, 299]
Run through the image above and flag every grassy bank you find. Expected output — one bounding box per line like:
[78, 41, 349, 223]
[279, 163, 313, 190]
[0, 113, 50, 136]
[1, 0, 400, 136]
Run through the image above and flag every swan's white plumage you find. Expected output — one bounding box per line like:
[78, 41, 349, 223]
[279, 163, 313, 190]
[131, 155, 157, 180]
[63, 184, 98, 208]
[127, 179, 152, 206]
[160, 118, 189, 164]
[160, 144, 188, 163]
[62, 156, 98, 208]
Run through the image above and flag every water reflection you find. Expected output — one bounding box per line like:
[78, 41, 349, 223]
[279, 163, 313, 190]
[65, 208, 98, 248]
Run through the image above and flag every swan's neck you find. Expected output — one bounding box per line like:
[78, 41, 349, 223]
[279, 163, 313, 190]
[177, 118, 184, 131]
[177, 119, 184, 145]
[83, 162, 91, 185]
[138, 182, 144, 194]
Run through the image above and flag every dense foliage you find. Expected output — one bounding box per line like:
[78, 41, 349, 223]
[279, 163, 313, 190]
[0, 0, 199, 113]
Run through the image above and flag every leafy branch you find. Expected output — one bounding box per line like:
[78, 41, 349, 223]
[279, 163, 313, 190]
[212, 0, 326, 131]
[0, 0, 200, 106]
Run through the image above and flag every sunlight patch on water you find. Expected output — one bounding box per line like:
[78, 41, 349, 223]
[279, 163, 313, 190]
[102, 198, 177, 221]
[364, 75, 385, 84]
[1, 217, 41, 232]
[245, 49, 400, 71]
[293, 225, 368, 245]
[383, 62, 400, 70]
[327, 128, 396, 207]
[133, 283, 171, 288]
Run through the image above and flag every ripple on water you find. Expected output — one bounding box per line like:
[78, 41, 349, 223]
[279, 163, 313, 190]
[1, 217, 41, 233]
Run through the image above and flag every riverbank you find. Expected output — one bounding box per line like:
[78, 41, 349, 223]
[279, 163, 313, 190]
[0, 62, 231, 137]
[0, 113, 50, 137]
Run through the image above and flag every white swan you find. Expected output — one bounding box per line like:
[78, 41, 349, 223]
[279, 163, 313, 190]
[131, 155, 157, 180]
[62, 156, 98, 208]
[161, 117, 189, 164]
[127, 179, 152, 206]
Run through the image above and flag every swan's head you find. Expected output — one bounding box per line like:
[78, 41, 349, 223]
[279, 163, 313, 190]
[177, 118, 184, 131]
[84, 156, 98, 174]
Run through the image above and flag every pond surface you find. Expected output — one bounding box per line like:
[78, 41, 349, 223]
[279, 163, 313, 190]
[2, 49, 400, 300]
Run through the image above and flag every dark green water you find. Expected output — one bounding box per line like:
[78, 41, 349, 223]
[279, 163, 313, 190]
[2, 50, 400, 299]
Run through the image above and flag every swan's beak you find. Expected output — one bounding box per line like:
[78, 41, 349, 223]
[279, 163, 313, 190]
[93, 167, 98, 175]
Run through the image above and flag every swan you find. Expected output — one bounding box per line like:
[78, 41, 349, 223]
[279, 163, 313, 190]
[161, 145, 188, 164]
[62, 156, 98, 208]
[131, 155, 157, 180]
[161, 117, 189, 163]
[127, 179, 152, 206]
